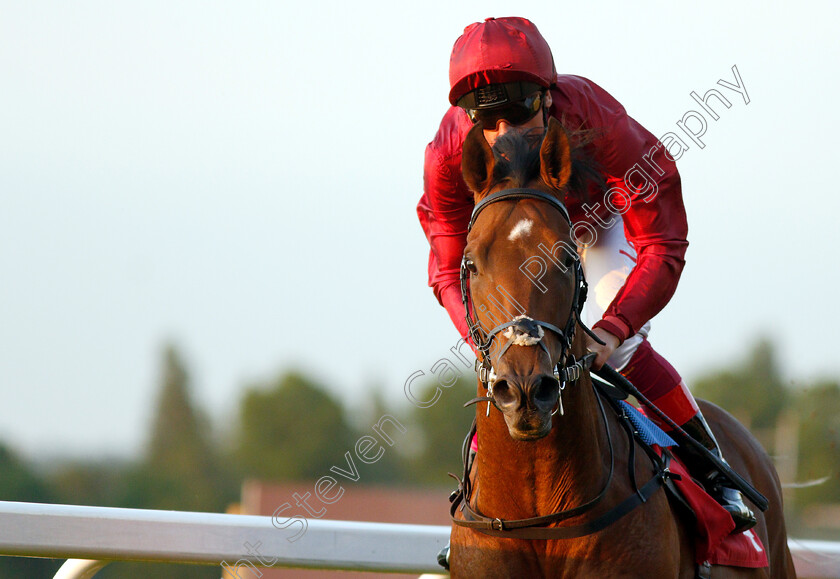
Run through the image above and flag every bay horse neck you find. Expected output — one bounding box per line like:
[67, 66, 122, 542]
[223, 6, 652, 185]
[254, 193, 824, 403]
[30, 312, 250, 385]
[474, 337, 612, 517]
[463, 122, 614, 516]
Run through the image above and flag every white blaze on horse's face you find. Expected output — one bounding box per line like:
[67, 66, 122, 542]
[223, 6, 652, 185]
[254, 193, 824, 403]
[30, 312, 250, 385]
[507, 219, 533, 242]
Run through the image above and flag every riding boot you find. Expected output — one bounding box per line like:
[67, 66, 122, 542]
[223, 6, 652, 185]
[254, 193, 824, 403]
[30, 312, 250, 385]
[678, 412, 757, 533]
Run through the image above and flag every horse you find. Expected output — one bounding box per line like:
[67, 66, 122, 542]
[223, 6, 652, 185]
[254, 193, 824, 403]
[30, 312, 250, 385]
[447, 117, 796, 578]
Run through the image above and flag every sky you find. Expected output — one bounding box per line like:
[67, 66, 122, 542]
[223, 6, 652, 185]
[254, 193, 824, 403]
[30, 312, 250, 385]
[1, 1, 839, 459]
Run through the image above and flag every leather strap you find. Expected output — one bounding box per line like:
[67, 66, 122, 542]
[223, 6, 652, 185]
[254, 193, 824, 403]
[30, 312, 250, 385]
[451, 465, 669, 540]
[469, 188, 572, 231]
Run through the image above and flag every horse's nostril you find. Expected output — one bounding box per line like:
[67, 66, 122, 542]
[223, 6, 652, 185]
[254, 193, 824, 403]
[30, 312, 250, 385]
[534, 376, 559, 405]
[492, 379, 522, 410]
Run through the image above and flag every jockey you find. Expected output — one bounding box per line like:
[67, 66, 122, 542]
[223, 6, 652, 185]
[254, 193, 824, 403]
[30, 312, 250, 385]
[417, 16, 756, 534]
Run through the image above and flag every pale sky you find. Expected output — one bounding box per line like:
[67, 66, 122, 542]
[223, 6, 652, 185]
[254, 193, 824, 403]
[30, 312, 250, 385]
[1, 1, 838, 458]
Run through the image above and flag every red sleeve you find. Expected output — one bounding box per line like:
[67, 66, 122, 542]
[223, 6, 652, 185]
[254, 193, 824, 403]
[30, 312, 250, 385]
[554, 77, 689, 343]
[417, 107, 474, 340]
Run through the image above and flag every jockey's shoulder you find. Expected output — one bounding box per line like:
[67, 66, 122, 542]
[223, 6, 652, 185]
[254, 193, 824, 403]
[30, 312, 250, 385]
[427, 105, 472, 161]
[552, 74, 621, 106]
[550, 74, 627, 129]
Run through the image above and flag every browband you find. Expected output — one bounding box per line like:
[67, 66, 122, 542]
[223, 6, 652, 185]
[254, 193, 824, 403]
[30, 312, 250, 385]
[469, 188, 572, 231]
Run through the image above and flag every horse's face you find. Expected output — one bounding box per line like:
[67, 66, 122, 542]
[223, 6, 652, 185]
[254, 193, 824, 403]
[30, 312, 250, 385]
[462, 118, 579, 441]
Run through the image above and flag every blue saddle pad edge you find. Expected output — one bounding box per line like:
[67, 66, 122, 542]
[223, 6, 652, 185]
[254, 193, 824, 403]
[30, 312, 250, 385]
[619, 400, 678, 448]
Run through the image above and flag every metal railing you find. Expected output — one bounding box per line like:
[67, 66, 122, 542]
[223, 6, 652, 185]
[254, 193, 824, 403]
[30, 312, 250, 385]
[0, 501, 838, 578]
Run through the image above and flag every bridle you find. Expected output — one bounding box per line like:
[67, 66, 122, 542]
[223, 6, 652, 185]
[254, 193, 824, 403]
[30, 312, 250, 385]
[459, 187, 602, 414]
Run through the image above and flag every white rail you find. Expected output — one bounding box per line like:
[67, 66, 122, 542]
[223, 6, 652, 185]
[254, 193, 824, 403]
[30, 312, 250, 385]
[789, 539, 840, 578]
[0, 500, 448, 575]
[0, 501, 838, 578]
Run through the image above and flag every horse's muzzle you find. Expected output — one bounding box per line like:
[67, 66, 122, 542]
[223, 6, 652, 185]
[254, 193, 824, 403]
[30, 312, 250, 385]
[493, 373, 559, 440]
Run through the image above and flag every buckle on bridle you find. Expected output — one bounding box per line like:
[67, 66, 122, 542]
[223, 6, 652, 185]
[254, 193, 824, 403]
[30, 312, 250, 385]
[556, 353, 596, 384]
[561, 363, 582, 383]
[492, 518, 505, 531]
[476, 359, 492, 386]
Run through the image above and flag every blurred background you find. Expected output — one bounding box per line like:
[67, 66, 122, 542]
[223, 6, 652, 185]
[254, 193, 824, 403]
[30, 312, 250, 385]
[1, 0, 838, 576]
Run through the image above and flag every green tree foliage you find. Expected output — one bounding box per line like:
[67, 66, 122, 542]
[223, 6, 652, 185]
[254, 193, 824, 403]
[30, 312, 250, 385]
[120, 344, 231, 513]
[0, 443, 53, 503]
[692, 338, 788, 431]
[47, 460, 129, 507]
[233, 370, 356, 481]
[794, 380, 840, 505]
[348, 387, 408, 484]
[97, 345, 230, 579]
[403, 376, 477, 486]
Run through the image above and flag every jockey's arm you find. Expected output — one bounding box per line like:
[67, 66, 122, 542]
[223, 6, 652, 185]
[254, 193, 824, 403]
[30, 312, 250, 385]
[563, 77, 689, 345]
[417, 107, 474, 343]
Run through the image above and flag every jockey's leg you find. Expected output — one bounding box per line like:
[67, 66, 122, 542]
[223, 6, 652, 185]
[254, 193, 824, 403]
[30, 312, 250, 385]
[619, 339, 757, 533]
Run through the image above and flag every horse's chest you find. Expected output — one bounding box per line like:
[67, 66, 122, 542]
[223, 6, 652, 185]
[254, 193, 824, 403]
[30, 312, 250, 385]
[451, 525, 682, 578]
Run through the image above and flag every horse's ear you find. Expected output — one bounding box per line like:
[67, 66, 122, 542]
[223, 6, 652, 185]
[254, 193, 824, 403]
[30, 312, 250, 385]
[461, 123, 496, 196]
[540, 117, 572, 191]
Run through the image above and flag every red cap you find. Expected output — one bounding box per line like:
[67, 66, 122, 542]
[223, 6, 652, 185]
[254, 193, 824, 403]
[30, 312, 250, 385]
[448, 17, 556, 106]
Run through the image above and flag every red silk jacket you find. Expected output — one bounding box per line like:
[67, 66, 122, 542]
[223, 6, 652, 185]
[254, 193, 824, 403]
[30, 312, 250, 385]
[417, 75, 689, 344]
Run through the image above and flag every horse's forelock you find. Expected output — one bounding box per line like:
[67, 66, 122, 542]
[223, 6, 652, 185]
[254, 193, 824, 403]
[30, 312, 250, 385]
[489, 129, 544, 190]
[488, 125, 603, 199]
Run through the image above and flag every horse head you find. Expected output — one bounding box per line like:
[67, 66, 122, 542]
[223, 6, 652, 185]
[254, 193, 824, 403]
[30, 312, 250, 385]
[461, 118, 587, 441]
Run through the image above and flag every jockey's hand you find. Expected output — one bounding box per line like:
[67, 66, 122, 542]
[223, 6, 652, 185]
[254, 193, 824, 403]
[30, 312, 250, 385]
[586, 327, 620, 370]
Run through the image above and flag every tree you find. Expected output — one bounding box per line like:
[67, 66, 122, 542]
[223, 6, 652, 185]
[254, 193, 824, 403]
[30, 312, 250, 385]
[121, 344, 230, 513]
[692, 338, 788, 432]
[347, 386, 408, 484]
[403, 376, 477, 486]
[99, 345, 229, 579]
[0, 443, 53, 503]
[48, 460, 128, 507]
[794, 381, 840, 507]
[233, 370, 356, 481]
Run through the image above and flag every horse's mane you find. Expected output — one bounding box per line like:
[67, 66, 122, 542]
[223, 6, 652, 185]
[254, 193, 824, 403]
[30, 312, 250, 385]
[489, 123, 603, 200]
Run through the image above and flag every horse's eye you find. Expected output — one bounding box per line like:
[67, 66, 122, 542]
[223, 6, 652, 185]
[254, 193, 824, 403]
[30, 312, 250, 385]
[564, 254, 578, 269]
[464, 258, 478, 274]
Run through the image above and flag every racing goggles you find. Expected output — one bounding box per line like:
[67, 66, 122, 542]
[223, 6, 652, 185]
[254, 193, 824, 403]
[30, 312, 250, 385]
[466, 92, 544, 128]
